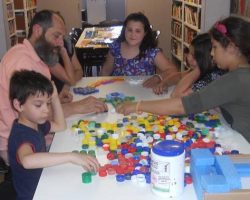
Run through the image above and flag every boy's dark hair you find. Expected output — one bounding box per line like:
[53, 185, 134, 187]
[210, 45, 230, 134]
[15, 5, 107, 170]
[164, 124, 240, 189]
[210, 16, 250, 63]
[9, 70, 53, 109]
[28, 9, 65, 38]
[191, 33, 215, 78]
[117, 12, 156, 59]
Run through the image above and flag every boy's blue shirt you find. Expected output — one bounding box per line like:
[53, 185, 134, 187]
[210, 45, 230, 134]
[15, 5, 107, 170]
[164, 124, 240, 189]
[8, 119, 51, 200]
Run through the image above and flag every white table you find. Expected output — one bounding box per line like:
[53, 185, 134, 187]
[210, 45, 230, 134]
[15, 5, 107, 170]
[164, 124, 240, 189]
[33, 77, 250, 200]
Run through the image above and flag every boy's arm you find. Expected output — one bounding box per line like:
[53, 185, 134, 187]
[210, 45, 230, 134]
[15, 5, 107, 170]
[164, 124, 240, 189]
[50, 82, 66, 132]
[17, 144, 100, 172]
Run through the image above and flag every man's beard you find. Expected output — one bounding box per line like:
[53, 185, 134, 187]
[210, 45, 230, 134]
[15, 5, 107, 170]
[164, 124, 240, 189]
[34, 35, 60, 67]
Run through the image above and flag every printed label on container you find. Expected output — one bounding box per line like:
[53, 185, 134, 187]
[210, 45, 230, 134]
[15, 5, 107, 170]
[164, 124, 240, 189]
[151, 159, 171, 192]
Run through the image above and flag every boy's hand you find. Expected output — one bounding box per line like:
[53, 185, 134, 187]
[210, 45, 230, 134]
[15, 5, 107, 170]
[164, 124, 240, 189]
[116, 102, 137, 115]
[71, 153, 100, 172]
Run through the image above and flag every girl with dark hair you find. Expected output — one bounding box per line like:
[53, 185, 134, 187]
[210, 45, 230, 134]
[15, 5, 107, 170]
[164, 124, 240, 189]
[100, 12, 177, 76]
[170, 33, 226, 97]
[117, 16, 250, 143]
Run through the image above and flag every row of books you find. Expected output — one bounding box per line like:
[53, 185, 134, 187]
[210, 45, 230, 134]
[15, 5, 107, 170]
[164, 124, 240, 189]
[8, 19, 16, 35]
[172, 3, 182, 19]
[184, 5, 201, 28]
[171, 21, 182, 39]
[184, 27, 197, 44]
[26, 0, 36, 8]
[6, 3, 14, 19]
[230, 0, 250, 17]
[171, 39, 182, 58]
[185, 0, 202, 5]
[14, 0, 37, 9]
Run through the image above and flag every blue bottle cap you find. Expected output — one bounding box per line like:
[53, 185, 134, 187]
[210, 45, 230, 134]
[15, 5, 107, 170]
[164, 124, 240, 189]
[152, 140, 184, 157]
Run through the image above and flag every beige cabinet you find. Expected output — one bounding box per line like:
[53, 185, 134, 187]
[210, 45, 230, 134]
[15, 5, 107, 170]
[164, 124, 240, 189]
[37, 0, 82, 33]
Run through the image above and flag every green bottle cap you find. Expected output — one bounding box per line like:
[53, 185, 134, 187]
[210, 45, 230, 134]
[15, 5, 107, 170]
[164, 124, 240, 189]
[82, 172, 92, 183]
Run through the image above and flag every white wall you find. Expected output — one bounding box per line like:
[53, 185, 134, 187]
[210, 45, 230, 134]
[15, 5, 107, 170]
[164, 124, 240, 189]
[37, 0, 82, 33]
[0, 0, 8, 59]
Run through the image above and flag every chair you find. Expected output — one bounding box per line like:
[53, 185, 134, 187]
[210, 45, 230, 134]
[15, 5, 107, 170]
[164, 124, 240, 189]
[0, 157, 16, 199]
[82, 48, 109, 77]
[69, 27, 83, 45]
[152, 30, 161, 45]
[0, 157, 8, 176]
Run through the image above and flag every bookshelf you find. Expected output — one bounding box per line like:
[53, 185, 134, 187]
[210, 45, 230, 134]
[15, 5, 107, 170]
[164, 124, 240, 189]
[230, 0, 250, 21]
[14, 0, 37, 43]
[4, 0, 17, 47]
[171, 0, 230, 71]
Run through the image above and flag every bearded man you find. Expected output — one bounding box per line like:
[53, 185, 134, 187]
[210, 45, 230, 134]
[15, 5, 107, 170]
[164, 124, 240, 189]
[0, 10, 108, 163]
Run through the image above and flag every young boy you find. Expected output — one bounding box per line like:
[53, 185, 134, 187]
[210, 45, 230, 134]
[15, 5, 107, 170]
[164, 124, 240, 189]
[8, 70, 100, 200]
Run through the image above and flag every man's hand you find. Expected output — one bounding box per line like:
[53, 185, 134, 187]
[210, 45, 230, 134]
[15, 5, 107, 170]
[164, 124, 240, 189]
[59, 89, 73, 104]
[73, 96, 108, 114]
[116, 102, 137, 115]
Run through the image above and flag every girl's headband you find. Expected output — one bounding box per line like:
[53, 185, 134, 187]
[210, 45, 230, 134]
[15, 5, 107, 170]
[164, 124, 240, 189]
[214, 22, 228, 37]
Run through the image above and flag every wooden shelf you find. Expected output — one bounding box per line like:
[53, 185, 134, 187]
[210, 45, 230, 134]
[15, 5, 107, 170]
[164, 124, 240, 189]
[230, 0, 250, 19]
[171, 0, 230, 71]
[4, 0, 17, 47]
[14, 0, 37, 42]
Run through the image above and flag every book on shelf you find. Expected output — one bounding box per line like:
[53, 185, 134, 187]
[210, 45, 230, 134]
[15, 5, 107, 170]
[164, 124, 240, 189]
[184, 5, 200, 28]
[14, 0, 37, 9]
[185, 0, 202, 5]
[8, 20, 15, 35]
[6, 3, 14, 19]
[171, 21, 182, 39]
[171, 39, 182, 58]
[172, 2, 182, 19]
[230, 0, 250, 17]
[184, 27, 197, 44]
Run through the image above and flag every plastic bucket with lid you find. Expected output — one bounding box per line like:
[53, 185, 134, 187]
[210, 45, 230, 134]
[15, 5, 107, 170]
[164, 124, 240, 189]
[151, 140, 185, 198]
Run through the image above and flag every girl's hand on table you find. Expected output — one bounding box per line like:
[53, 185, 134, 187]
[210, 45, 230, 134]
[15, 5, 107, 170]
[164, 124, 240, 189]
[153, 81, 168, 95]
[142, 75, 161, 88]
[116, 102, 137, 115]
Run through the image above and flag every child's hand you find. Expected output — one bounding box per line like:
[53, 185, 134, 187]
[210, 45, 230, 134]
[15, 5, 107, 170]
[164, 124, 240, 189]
[116, 102, 137, 115]
[142, 75, 161, 88]
[70, 152, 100, 172]
[153, 82, 168, 95]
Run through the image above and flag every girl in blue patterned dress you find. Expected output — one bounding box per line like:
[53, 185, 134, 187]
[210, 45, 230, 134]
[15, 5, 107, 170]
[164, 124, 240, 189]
[100, 12, 177, 76]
